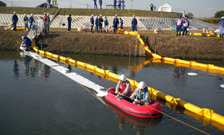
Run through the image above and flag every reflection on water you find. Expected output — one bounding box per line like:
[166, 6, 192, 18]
[173, 67, 187, 90]
[1, 51, 224, 134]
[19, 52, 51, 80]
[105, 100, 162, 135]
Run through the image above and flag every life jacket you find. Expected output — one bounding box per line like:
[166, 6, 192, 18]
[138, 87, 149, 100]
[177, 19, 182, 26]
[119, 80, 131, 95]
[43, 16, 47, 22]
[184, 20, 189, 27]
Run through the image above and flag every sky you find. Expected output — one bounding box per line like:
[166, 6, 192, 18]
[2, 0, 224, 18]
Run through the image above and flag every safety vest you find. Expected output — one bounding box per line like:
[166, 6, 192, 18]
[138, 87, 148, 100]
[184, 20, 189, 27]
[43, 16, 47, 22]
[119, 80, 131, 95]
[177, 19, 182, 26]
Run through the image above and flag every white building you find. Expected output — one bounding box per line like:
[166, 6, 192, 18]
[158, 3, 172, 12]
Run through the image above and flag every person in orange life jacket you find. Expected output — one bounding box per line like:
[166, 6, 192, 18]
[130, 81, 151, 105]
[176, 15, 183, 36]
[182, 16, 190, 36]
[43, 13, 47, 32]
[115, 74, 131, 99]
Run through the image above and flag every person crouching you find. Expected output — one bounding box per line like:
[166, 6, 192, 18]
[21, 36, 32, 51]
[130, 81, 151, 105]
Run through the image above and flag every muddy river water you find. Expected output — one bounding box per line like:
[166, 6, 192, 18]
[0, 51, 224, 135]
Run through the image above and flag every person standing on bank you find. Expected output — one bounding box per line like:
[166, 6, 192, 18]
[114, 0, 117, 9]
[99, 0, 102, 9]
[12, 11, 18, 31]
[43, 13, 47, 32]
[47, 13, 50, 31]
[29, 13, 35, 30]
[67, 15, 72, 32]
[176, 15, 183, 36]
[93, 0, 97, 9]
[120, 18, 123, 29]
[121, 0, 125, 9]
[98, 14, 103, 33]
[132, 15, 137, 31]
[118, 0, 121, 9]
[219, 16, 224, 38]
[182, 16, 190, 36]
[104, 16, 109, 33]
[113, 14, 119, 33]
[90, 14, 94, 33]
[95, 15, 99, 32]
[130, 81, 151, 105]
[23, 14, 28, 31]
[150, 3, 153, 11]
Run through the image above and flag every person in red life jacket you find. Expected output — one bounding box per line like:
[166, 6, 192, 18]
[115, 74, 131, 99]
[182, 16, 190, 36]
[130, 81, 151, 105]
[176, 15, 183, 36]
[43, 13, 47, 32]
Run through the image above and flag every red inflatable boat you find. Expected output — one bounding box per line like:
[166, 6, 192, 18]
[105, 88, 162, 119]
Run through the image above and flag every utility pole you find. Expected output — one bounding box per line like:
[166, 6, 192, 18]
[70, 1, 72, 8]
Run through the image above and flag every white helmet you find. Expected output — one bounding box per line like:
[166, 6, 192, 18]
[133, 15, 135, 17]
[138, 81, 146, 89]
[22, 36, 25, 40]
[222, 16, 224, 19]
[100, 14, 102, 16]
[47, 13, 49, 15]
[24, 13, 26, 16]
[96, 15, 98, 17]
[119, 74, 126, 81]
[31, 13, 33, 16]
[44, 12, 46, 15]
[91, 14, 94, 16]
[115, 14, 117, 16]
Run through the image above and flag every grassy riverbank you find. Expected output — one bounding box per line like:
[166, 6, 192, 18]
[1, 26, 224, 60]
[0, 7, 181, 17]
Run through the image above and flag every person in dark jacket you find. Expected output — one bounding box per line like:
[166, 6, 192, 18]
[95, 15, 98, 32]
[182, 16, 190, 36]
[23, 14, 28, 31]
[104, 16, 109, 32]
[99, 0, 102, 9]
[29, 14, 35, 30]
[90, 14, 94, 33]
[47, 13, 50, 31]
[93, 0, 97, 9]
[118, 0, 121, 9]
[219, 16, 224, 38]
[21, 36, 32, 51]
[68, 15, 72, 31]
[131, 15, 137, 31]
[12, 11, 18, 31]
[120, 18, 123, 29]
[98, 14, 103, 33]
[113, 14, 119, 33]
[114, 0, 117, 9]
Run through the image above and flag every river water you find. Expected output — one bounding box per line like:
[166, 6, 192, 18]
[0, 51, 224, 135]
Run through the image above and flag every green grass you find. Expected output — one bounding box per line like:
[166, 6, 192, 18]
[0, 7, 181, 17]
[196, 18, 220, 25]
